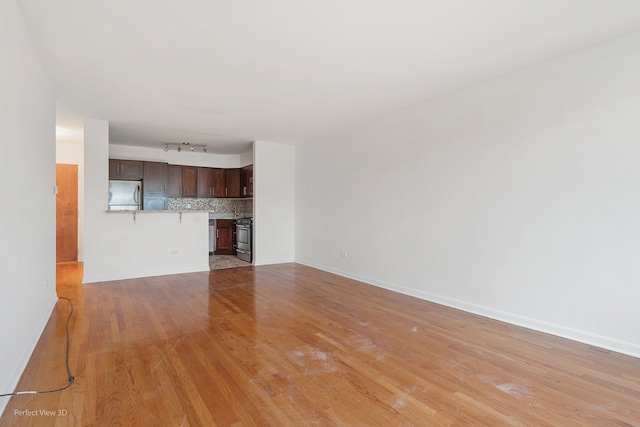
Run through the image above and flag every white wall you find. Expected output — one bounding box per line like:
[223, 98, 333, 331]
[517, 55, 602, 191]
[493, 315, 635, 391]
[109, 144, 252, 168]
[0, 0, 57, 416]
[83, 120, 209, 283]
[254, 141, 295, 265]
[296, 31, 640, 357]
[56, 141, 85, 260]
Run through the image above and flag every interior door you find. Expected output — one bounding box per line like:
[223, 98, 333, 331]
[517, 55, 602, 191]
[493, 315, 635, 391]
[56, 164, 78, 262]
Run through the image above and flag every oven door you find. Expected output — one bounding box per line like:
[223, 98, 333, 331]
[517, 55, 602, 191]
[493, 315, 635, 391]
[236, 224, 251, 253]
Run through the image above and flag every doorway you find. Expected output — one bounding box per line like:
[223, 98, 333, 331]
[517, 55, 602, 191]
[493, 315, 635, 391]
[56, 163, 78, 262]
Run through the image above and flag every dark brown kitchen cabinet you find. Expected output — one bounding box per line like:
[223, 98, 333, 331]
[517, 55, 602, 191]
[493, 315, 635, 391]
[167, 164, 183, 197]
[225, 168, 241, 198]
[211, 168, 226, 198]
[143, 162, 168, 210]
[182, 166, 197, 198]
[241, 164, 253, 198]
[215, 219, 235, 255]
[109, 159, 143, 180]
[197, 167, 212, 198]
[143, 162, 167, 196]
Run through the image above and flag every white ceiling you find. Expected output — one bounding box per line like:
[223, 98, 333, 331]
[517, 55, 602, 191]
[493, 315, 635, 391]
[17, 0, 640, 154]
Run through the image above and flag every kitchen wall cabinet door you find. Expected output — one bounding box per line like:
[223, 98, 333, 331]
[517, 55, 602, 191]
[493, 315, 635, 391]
[143, 162, 168, 210]
[143, 162, 168, 196]
[215, 219, 235, 255]
[211, 168, 226, 198]
[225, 168, 241, 198]
[167, 164, 183, 197]
[109, 159, 143, 180]
[182, 166, 197, 198]
[241, 165, 253, 198]
[197, 167, 212, 198]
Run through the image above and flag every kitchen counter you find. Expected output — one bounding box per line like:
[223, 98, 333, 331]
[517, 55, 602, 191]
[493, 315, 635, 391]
[105, 209, 250, 220]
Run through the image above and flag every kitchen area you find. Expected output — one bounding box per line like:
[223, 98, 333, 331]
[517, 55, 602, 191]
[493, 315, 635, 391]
[108, 155, 254, 270]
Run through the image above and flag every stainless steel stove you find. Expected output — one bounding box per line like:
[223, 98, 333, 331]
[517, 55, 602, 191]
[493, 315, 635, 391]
[235, 218, 252, 263]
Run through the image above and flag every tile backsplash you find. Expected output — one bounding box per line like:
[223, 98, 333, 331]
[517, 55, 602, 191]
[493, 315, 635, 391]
[168, 198, 253, 215]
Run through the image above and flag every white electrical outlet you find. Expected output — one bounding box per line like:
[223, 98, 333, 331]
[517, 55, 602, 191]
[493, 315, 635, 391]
[171, 250, 179, 255]
[340, 251, 348, 258]
[44, 279, 48, 288]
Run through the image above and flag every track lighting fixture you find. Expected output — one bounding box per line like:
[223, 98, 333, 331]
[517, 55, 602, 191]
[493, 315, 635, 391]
[163, 142, 208, 153]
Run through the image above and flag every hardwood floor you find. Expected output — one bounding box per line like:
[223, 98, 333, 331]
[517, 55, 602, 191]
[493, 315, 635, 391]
[1, 263, 639, 426]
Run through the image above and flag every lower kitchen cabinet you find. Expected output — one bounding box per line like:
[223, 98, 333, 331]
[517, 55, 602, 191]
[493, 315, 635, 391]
[215, 219, 235, 255]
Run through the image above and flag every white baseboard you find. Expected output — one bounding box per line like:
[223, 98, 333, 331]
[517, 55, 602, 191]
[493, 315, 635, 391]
[0, 296, 57, 418]
[295, 259, 640, 359]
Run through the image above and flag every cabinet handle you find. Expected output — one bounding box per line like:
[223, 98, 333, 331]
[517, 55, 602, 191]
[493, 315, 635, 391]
[216, 230, 219, 238]
[243, 186, 246, 195]
[225, 187, 228, 197]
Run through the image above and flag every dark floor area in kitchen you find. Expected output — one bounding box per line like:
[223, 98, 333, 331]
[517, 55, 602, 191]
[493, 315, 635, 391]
[209, 255, 252, 270]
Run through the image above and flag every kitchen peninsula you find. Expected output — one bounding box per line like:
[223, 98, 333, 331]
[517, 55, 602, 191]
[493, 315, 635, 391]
[106, 157, 254, 266]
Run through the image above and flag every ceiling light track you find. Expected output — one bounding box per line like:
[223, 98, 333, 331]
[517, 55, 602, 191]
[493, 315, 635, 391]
[164, 142, 207, 153]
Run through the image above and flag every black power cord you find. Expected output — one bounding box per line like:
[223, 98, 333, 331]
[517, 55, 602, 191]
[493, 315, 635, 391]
[0, 297, 75, 398]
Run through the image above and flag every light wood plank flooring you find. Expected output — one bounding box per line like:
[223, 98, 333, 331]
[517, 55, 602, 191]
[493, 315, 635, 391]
[1, 262, 639, 426]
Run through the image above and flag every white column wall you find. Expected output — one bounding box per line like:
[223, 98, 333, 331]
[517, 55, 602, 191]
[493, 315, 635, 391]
[253, 141, 295, 265]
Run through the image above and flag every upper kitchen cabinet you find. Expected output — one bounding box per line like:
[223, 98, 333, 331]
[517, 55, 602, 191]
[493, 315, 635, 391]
[225, 168, 241, 198]
[167, 164, 183, 197]
[211, 168, 226, 198]
[109, 159, 143, 180]
[241, 165, 253, 198]
[182, 166, 197, 198]
[197, 167, 212, 198]
[143, 162, 168, 210]
[143, 162, 168, 196]
[199, 168, 243, 198]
